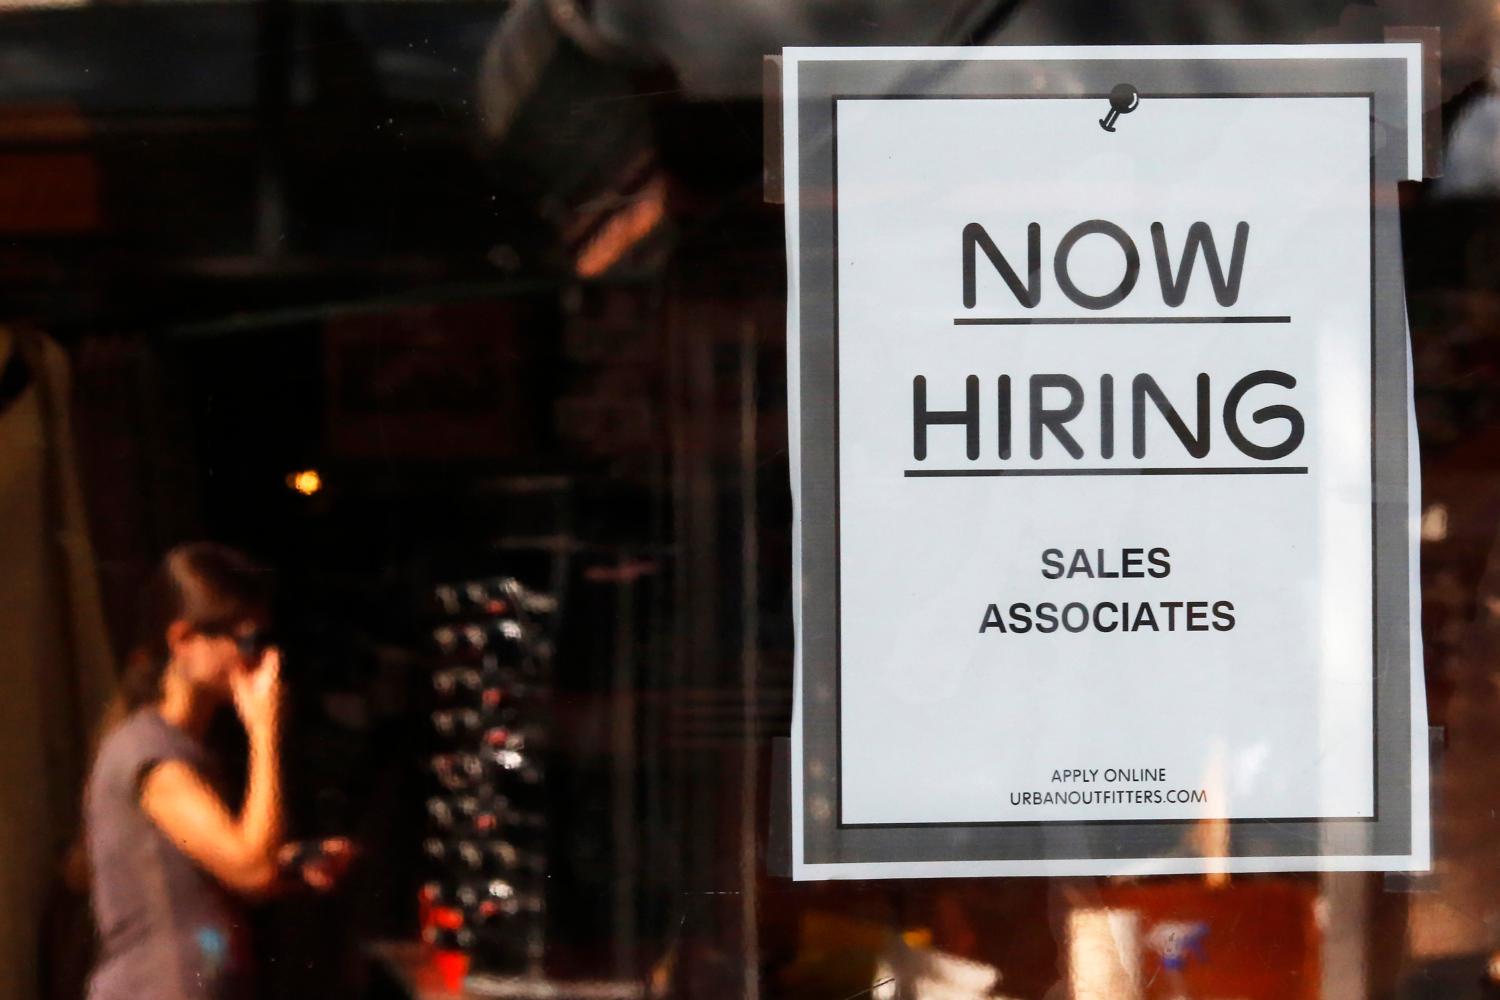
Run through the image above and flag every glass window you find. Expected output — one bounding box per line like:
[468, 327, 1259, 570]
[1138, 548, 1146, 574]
[0, 4, 1496, 1000]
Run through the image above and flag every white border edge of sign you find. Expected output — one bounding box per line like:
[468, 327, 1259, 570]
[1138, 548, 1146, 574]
[784, 53, 809, 880]
[792, 853, 1430, 881]
[781, 44, 1423, 180]
[1405, 329, 1433, 873]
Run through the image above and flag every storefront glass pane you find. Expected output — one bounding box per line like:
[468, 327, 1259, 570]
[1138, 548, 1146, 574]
[1, 4, 1498, 999]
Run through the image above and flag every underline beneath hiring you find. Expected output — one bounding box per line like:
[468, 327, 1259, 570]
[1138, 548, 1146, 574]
[903, 466, 1309, 478]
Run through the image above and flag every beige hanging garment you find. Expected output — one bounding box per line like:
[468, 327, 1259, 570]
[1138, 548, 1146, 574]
[0, 327, 117, 1000]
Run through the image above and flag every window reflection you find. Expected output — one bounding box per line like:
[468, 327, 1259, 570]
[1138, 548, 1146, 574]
[1, 1, 1500, 998]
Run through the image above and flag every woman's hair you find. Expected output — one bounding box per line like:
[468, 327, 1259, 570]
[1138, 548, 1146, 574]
[119, 542, 274, 711]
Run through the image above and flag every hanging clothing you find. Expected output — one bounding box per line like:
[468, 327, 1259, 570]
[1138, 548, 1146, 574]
[0, 327, 117, 1000]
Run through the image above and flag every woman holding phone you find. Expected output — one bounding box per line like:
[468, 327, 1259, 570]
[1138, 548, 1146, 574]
[83, 542, 349, 1000]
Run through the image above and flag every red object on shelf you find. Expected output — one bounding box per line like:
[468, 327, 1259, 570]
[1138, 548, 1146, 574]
[431, 906, 464, 932]
[433, 949, 470, 992]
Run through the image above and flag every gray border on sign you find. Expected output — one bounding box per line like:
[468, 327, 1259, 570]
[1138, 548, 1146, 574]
[793, 55, 1412, 867]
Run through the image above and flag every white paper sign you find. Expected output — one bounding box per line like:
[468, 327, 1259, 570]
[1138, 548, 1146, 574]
[785, 45, 1429, 879]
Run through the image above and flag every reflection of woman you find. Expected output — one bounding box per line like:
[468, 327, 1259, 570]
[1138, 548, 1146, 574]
[84, 543, 345, 1000]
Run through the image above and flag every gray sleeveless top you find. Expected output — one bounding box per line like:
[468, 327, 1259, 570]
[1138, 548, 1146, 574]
[85, 709, 252, 1000]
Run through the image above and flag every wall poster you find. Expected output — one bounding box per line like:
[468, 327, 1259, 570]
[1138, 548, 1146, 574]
[784, 45, 1430, 879]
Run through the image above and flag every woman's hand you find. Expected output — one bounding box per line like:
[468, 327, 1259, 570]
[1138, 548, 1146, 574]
[230, 647, 282, 736]
[277, 837, 357, 892]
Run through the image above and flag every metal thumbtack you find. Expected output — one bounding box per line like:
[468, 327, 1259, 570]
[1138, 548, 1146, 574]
[1099, 83, 1140, 132]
